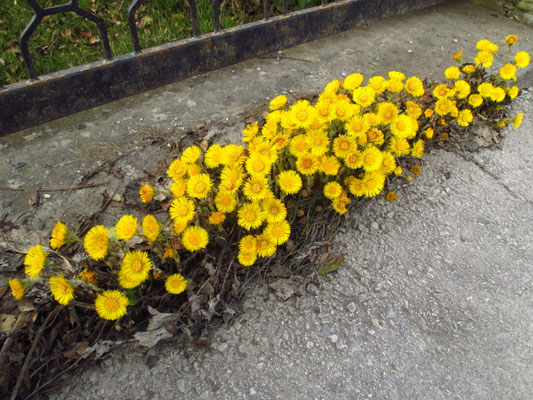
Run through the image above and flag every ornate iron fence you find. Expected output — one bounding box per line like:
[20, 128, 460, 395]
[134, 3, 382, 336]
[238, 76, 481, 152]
[0, 0, 446, 136]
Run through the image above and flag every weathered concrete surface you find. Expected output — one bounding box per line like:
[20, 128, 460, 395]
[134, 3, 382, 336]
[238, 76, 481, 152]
[1, 0, 533, 398]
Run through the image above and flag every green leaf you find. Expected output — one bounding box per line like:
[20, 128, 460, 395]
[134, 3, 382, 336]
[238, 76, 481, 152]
[111, 193, 122, 202]
[126, 289, 139, 306]
[318, 255, 344, 275]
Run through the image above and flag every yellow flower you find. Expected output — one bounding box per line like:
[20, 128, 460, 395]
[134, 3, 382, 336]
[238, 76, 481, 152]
[186, 173, 212, 199]
[290, 100, 316, 129]
[306, 130, 330, 157]
[394, 166, 403, 175]
[462, 64, 476, 74]
[118, 250, 152, 288]
[514, 113, 524, 129]
[505, 34, 518, 45]
[242, 122, 259, 143]
[434, 98, 453, 116]
[390, 114, 415, 139]
[468, 94, 483, 108]
[269, 95, 288, 111]
[8, 278, 25, 300]
[348, 178, 364, 197]
[386, 191, 397, 202]
[78, 268, 97, 285]
[457, 109, 473, 127]
[387, 79, 404, 93]
[362, 171, 385, 197]
[250, 138, 278, 164]
[95, 290, 128, 320]
[142, 214, 160, 242]
[181, 145, 201, 164]
[324, 80, 341, 93]
[219, 165, 244, 194]
[404, 101, 422, 119]
[380, 151, 396, 175]
[368, 75, 388, 94]
[238, 203, 266, 231]
[352, 86, 375, 108]
[508, 86, 519, 100]
[238, 250, 257, 267]
[162, 247, 175, 259]
[315, 99, 333, 123]
[451, 50, 463, 62]
[139, 184, 155, 203]
[332, 192, 351, 214]
[115, 215, 138, 241]
[24, 244, 48, 278]
[165, 274, 188, 294]
[243, 175, 270, 202]
[277, 170, 302, 195]
[170, 178, 187, 198]
[343, 150, 362, 170]
[169, 196, 196, 223]
[266, 110, 282, 125]
[208, 211, 226, 225]
[345, 115, 370, 138]
[182, 225, 209, 252]
[474, 51, 494, 68]
[330, 99, 355, 121]
[388, 71, 406, 81]
[263, 197, 287, 224]
[377, 102, 398, 125]
[490, 87, 506, 103]
[411, 165, 421, 175]
[319, 155, 341, 176]
[454, 80, 471, 99]
[361, 146, 383, 172]
[296, 153, 319, 175]
[255, 233, 277, 257]
[215, 191, 238, 213]
[411, 139, 425, 158]
[264, 220, 291, 245]
[476, 39, 498, 53]
[433, 84, 453, 99]
[390, 137, 411, 157]
[367, 129, 384, 146]
[222, 144, 245, 166]
[500, 64, 517, 81]
[404, 76, 425, 97]
[239, 235, 257, 253]
[204, 144, 224, 168]
[424, 108, 434, 118]
[173, 219, 188, 235]
[514, 51, 530, 68]
[332, 135, 357, 159]
[342, 72, 364, 91]
[323, 181, 343, 200]
[444, 66, 461, 80]
[425, 127, 434, 139]
[50, 221, 69, 250]
[167, 158, 187, 180]
[49, 275, 75, 305]
[246, 152, 271, 177]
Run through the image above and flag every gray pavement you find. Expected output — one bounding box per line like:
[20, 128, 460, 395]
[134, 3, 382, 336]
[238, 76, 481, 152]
[1, 0, 533, 399]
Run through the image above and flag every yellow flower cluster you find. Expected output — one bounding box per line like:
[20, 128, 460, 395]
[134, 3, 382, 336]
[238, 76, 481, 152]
[10, 37, 526, 322]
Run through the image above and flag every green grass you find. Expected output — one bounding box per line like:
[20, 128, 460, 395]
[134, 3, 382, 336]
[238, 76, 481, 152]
[0, 0, 323, 85]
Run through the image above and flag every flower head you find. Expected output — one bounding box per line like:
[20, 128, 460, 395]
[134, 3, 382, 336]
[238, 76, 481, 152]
[49, 275, 75, 305]
[238, 203, 266, 231]
[386, 191, 397, 202]
[444, 66, 461, 80]
[181, 145, 202, 164]
[514, 113, 524, 129]
[515, 51, 530, 68]
[204, 144, 224, 168]
[139, 184, 155, 203]
[115, 215, 138, 241]
[208, 211, 226, 225]
[269, 95, 288, 111]
[142, 214, 160, 242]
[50, 221, 69, 250]
[404, 76, 425, 97]
[277, 170, 302, 195]
[361, 146, 383, 172]
[165, 274, 188, 294]
[95, 290, 128, 320]
[169, 196, 196, 223]
[186, 173, 212, 199]
[342, 72, 364, 91]
[24, 244, 48, 278]
[505, 35, 518, 45]
[238, 250, 257, 267]
[264, 220, 291, 245]
[8, 278, 25, 300]
[500, 64, 517, 81]
[78, 268, 97, 285]
[215, 191, 238, 213]
[474, 51, 494, 68]
[182, 225, 209, 252]
[323, 181, 343, 200]
[119, 250, 152, 288]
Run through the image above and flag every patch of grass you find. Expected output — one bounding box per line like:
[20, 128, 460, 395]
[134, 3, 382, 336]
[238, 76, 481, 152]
[0, 0, 325, 85]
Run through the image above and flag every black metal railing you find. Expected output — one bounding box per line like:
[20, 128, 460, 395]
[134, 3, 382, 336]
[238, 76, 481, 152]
[1, 0, 447, 135]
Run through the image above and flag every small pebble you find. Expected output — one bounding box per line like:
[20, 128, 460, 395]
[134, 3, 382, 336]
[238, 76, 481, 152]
[43, 194, 51, 199]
